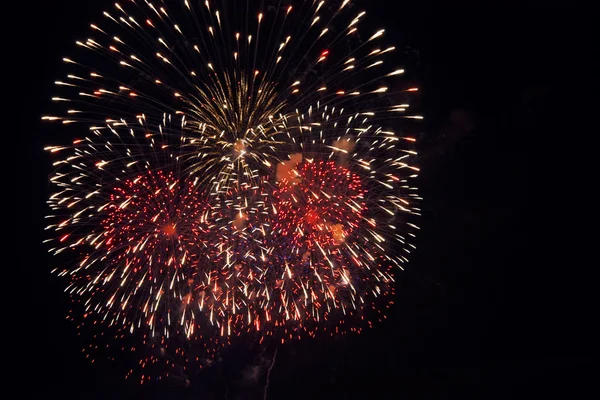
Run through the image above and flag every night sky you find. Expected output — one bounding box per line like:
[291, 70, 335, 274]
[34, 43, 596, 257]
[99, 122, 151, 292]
[14, 1, 584, 399]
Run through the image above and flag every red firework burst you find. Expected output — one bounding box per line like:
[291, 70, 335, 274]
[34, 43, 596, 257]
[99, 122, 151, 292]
[272, 160, 366, 249]
[71, 170, 214, 338]
[103, 170, 206, 269]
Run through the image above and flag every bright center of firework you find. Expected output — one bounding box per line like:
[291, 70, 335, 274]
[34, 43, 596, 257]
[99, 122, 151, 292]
[304, 209, 321, 226]
[184, 74, 284, 175]
[162, 223, 177, 236]
[233, 138, 246, 155]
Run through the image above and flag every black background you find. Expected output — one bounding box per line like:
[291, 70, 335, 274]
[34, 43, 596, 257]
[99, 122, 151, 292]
[12, 1, 586, 399]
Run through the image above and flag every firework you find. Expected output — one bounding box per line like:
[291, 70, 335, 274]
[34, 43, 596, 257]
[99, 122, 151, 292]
[43, 0, 420, 187]
[47, 117, 214, 336]
[226, 103, 421, 338]
[44, 0, 422, 383]
[272, 160, 365, 248]
[45, 116, 245, 382]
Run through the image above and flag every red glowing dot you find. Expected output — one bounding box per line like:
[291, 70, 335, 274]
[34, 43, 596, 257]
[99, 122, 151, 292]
[304, 210, 321, 225]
